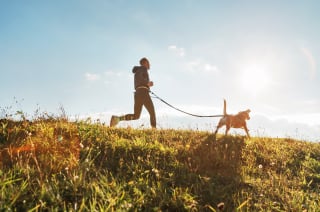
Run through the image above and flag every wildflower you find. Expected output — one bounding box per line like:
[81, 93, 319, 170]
[152, 168, 160, 178]
[121, 202, 133, 210]
[79, 143, 84, 148]
[160, 145, 165, 152]
[258, 164, 263, 169]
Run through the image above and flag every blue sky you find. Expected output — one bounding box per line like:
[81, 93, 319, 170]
[1, 0, 319, 141]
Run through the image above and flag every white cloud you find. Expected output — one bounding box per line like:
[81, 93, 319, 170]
[250, 114, 320, 142]
[186, 59, 219, 74]
[104, 70, 131, 84]
[105, 70, 129, 77]
[83, 70, 131, 85]
[204, 63, 219, 73]
[167, 45, 220, 75]
[85, 73, 100, 81]
[272, 113, 320, 126]
[168, 45, 185, 57]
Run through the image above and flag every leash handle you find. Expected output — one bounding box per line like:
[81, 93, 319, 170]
[150, 90, 223, 118]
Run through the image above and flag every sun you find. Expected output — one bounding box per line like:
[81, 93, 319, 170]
[240, 64, 270, 96]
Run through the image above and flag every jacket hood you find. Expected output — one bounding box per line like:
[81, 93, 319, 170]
[132, 66, 147, 73]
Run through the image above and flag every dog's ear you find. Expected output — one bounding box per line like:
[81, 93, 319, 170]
[246, 109, 251, 113]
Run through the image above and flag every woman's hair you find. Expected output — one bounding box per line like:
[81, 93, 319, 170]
[139, 57, 149, 65]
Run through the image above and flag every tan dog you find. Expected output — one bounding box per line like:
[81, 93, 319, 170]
[214, 99, 251, 138]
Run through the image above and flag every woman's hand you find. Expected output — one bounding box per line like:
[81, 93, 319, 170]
[148, 81, 154, 87]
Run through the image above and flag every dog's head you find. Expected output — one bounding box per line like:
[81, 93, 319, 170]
[239, 109, 251, 120]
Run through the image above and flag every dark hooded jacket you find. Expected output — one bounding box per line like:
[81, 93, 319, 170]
[132, 66, 150, 90]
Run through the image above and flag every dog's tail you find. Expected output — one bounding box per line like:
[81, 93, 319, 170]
[223, 99, 227, 116]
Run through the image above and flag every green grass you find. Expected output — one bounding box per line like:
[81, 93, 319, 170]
[1, 117, 320, 211]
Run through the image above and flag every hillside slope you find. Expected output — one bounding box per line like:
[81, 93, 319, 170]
[1, 118, 320, 211]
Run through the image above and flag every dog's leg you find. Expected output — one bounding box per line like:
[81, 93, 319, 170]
[244, 125, 250, 138]
[214, 119, 224, 136]
[214, 125, 220, 135]
[225, 125, 230, 136]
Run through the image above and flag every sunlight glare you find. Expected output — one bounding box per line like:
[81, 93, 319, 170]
[240, 64, 270, 96]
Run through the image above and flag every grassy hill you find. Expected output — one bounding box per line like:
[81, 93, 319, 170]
[1, 117, 320, 211]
